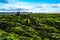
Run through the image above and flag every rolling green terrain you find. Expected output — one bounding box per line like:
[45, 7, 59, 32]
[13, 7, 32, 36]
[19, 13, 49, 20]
[0, 14, 60, 40]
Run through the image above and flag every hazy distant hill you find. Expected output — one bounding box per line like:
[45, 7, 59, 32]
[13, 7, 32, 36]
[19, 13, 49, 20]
[0, 12, 17, 15]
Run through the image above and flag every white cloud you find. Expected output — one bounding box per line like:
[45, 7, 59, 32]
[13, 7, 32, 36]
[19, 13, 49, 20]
[31, 4, 60, 13]
[0, 2, 60, 13]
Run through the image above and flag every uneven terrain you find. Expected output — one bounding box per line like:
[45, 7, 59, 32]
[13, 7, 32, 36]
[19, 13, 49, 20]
[0, 14, 60, 40]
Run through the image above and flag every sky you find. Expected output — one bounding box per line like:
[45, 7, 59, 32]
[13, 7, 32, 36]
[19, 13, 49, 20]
[0, 0, 60, 13]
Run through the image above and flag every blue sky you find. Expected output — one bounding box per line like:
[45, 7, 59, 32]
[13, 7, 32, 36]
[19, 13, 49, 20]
[20, 0, 60, 4]
[0, 0, 60, 13]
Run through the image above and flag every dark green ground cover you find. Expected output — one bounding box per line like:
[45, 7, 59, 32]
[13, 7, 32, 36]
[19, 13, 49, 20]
[0, 14, 60, 40]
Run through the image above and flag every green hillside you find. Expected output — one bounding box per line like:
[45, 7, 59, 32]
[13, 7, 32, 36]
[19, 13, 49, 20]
[0, 14, 60, 40]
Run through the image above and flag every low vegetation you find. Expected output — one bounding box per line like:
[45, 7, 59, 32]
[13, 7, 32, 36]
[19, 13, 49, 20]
[0, 14, 60, 40]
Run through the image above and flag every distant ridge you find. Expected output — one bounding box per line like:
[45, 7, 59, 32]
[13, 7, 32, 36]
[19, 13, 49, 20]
[0, 12, 60, 15]
[0, 12, 17, 15]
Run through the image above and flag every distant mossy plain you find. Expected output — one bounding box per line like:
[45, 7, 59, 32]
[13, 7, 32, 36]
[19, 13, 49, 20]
[0, 13, 60, 40]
